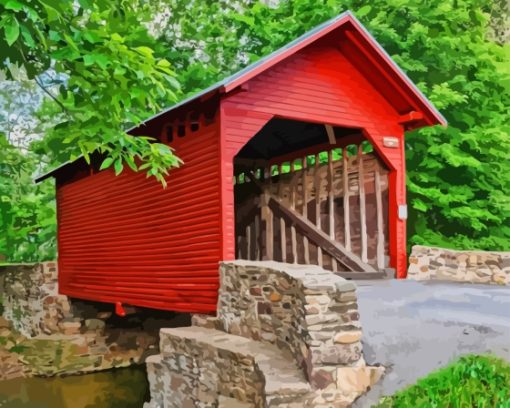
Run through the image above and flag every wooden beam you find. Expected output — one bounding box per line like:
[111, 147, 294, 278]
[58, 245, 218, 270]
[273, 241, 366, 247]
[328, 150, 337, 271]
[255, 213, 261, 261]
[246, 223, 252, 260]
[335, 271, 387, 280]
[325, 125, 336, 144]
[234, 158, 270, 173]
[267, 196, 376, 272]
[261, 168, 273, 260]
[268, 134, 364, 167]
[358, 146, 368, 264]
[279, 164, 287, 262]
[375, 163, 385, 270]
[290, 161, 298, 263]
[237, 236, 242, 259]
[248, 170, 376, 272]
[398, 111, 424, 124]
[315, 153, 323, 266]
[236, 203, 262, 232]
[302, 156, 310, 264]
[343, 149, 351, 252]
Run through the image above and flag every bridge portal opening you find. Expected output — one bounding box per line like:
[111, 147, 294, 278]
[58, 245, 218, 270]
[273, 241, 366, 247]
[233, 118, 390, 278]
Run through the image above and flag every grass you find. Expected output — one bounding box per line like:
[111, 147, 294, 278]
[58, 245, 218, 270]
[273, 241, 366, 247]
[376, 355, 510, 408]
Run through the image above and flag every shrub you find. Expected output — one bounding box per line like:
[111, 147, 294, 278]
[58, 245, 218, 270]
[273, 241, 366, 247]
[376, 355, 510, 407]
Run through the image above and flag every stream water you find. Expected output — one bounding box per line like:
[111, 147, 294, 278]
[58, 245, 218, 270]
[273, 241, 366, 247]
[0, 366, 149, 408]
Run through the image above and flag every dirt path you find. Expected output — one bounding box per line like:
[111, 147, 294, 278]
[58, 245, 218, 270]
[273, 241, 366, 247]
[353, 280, 510, 407]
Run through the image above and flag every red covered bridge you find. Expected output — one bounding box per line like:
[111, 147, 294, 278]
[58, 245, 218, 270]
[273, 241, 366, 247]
[37, 11, 445, 313]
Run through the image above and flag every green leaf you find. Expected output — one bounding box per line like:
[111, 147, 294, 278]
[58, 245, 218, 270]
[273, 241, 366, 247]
[124, 156, 138, 172]
[110, 33, 123, 42]
[114, 158, 123, 175]
[20, 25, 35, 48]
[134, 46, 154, 58]
[83, 53, 110, 69]
[48, 30, 61, 41]
[51, 47, 80, 61]
[63, 34, 79, 53]
[99, 157, 114, 170]
[356, 5, 372, 17]
[32, 25, 47, 49]
[412, 199, 428, 212]
[4, 15, 20, 46]
[82, 149, 90, 164]
[5, 1, 24, 12]
[156, 59, 171, 68]
[77, 0, 92, 9]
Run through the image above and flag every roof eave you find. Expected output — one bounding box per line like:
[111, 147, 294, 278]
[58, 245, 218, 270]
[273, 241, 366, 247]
[346, 13, 447, 127]
[35, 160, 72, 183]
[35, 10, 447, 183]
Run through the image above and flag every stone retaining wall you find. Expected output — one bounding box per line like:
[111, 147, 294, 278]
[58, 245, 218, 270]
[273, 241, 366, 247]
[145, 347, 266, 408]
[0, 262, 77, 337]
[147, 327, 301, 408]
[149, 261, 384, 407]
[408, 245, 510, 285]
[0, 262, 188, 379]
[215, 261, 367, 389]
[0, 262, 121, 338]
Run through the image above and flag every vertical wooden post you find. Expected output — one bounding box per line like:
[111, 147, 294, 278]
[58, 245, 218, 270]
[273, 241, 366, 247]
[279, 163, 286, 262]
[315, 153, 323, 266]
[375, 162, 385, 270]
[261, 165, 273, 260]
[343, 149, 351, 252]
[255, 213, 261, 261]
[302, 156, 310, 264]
[328, 150, 337, 271]
[358, 145, 368, 264]
[290, 161, 298, 263]
[246, 223, 252, 260]
[386, 130, 407, 278]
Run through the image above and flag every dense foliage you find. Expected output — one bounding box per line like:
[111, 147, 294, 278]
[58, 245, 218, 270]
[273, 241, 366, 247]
[0, 134, 55, 262]
[159, 0, 510, 251]
[376, 354, 510, 407]
[0, 0, 508, 261]
[0, 0, 183, 260]
[0, 0, 182, 182]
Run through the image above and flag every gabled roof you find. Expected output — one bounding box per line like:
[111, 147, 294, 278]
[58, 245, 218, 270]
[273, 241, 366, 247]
[36, 10, 446, 183]
[126, 10, 446, 132]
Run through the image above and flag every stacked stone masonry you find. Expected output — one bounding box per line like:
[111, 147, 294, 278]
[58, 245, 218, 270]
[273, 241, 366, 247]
[145, 261, 384, 407]
[408, 245, 510, 285]
[146, 326, 311, 408]
[0, 262, 183, 379]
[0, 262, 69, 337]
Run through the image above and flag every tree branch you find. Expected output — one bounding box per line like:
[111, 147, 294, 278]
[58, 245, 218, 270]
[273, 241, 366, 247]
[34, 76, 69, 114]
[14, 45, 68, 115]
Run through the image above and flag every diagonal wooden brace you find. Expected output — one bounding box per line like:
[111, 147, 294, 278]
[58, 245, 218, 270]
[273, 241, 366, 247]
[248, 171, 376, 272]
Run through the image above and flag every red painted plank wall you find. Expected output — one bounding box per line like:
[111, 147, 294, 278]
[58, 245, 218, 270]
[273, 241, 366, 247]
[57, 119, 221, 313]
[220, 40, 408, 276]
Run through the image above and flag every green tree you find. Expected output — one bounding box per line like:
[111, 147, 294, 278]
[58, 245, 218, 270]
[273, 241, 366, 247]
[1, 0, 508, 263]
[0, 134, 56, 262]
[158, 0, 510, 250]
[0, 0, 182, 184]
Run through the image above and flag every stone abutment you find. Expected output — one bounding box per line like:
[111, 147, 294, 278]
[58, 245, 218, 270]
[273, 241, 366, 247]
[145, 261, 383, 407]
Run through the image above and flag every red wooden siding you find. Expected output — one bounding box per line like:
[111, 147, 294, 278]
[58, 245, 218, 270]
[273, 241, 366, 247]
[220, 40, 408, 276]
[41, 12, 446, 314]
[219, 109, 273, 261]
[57, 118, 221, 313]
